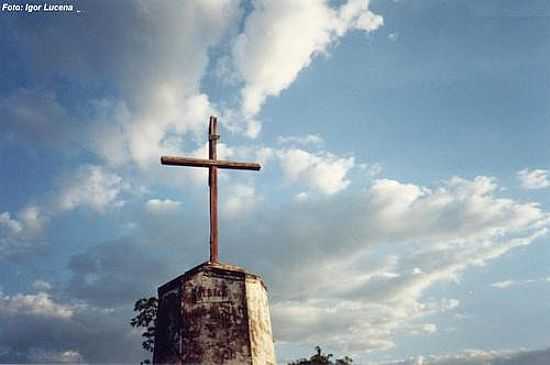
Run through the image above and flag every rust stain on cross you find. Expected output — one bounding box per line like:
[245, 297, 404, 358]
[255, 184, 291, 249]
[161, 116, 261, 263]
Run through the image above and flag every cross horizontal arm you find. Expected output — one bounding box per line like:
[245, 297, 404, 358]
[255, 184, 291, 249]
[161, 156, 261, 171]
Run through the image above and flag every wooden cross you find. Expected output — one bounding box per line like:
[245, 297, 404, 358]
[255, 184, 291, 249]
[160, 116, 261, 263]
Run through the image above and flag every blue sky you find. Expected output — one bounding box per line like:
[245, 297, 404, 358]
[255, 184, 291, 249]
[2, 0, 550, 364]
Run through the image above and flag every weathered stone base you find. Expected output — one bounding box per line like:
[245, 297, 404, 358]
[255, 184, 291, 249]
[153, 261, 276, 365]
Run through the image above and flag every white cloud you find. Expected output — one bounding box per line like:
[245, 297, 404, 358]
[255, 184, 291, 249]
[295, 192, 310, 202]
[6, 1, 241, 168]
[517, 168, 550, 190]
[264, 176, 549, 354]
[145, 199, 182, 214]
[208, 143, 354, 196]
[28, 349, 83, 364]
[229, 144, 275, 167]
[336, 0, 384, 33]
[232, 0, 383, 126]
[219, 108, 263, 139]
[491, 280, 516, 288]
[18, 206, 45, 235]
[99, 93, 218, 169]
[277, 134, 324, 146]
[490, 278, 545, 289]
[364, 176, 543, 241]
[83, 0, 241, 168]
[361, 162, 383, 178]
[0, 285, 145, 363]
[405, 323, 438, 336]
[388, 32, 399, 41]
[0, 207, 43, 238]
[0, 207, 47, 259]
[381, 347, 550, 365]
[440, 298, 460, 311]
[277, 148, 355, 194]
[222, 183, 261, 218]
[57, 165, 126, 213]
[6, 3, 550, 358]
[422, 323, 437, 334]
[0, 292, 74, 319]
[2, 171, 548, 362]
[4, 0, 382, 170]
[0, 212, 23, 235]
[32, 280, 52, 292]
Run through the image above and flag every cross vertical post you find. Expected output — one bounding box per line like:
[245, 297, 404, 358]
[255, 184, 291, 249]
[160, 116, 261, 264]
[208, 116, 219, 263]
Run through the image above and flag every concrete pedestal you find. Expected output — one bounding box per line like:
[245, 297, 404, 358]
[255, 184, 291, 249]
[153, 261, 276, 365]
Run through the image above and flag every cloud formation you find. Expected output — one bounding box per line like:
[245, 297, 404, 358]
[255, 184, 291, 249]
[0, 173, 548, 362]
[2, 0, 549, 363]
[0, 164, 131, 259]
[277, 148, 355, 194]
[277, 134, 324, 146]
[0, 207, 46, 259]
[0, 289, 144, 363]
[145, 199, 182, 215]
[255, 176, 549, 354]
[0, 292, 74, 319]
[222, 183, 261, 219]
[2, 0, 382, 167]
[490, 277, 550, 289]
[517, 168, 550, 190]
[57, 165, 127, 213]
[233, 0, 383, 123]
[382, 347, 550, 365]
[3, 0, 240, 168]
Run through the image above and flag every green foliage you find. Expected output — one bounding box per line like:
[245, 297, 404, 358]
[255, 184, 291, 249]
[130, 296, 158, 360]
[288, 346, 353, 365]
